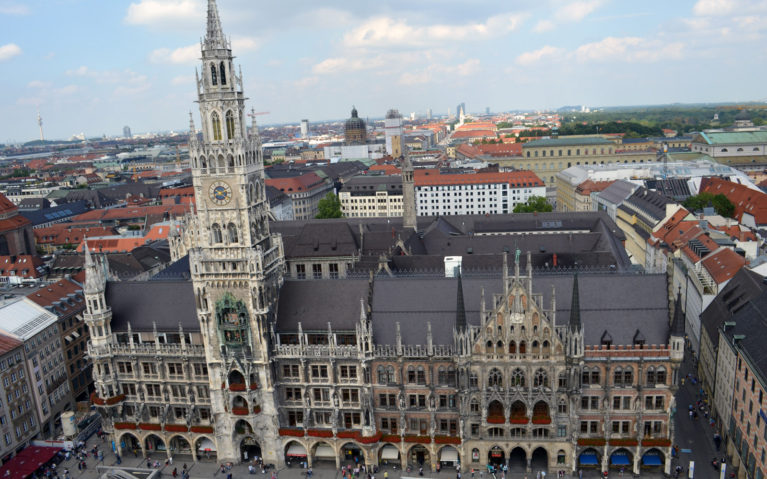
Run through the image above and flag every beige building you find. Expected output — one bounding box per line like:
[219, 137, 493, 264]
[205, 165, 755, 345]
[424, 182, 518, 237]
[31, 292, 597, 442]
[339, 176, 403, 218]
[522, 137, 655, 185]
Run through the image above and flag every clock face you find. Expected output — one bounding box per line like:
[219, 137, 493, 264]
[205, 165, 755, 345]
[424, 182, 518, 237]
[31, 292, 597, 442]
[209, 181, 232, 206]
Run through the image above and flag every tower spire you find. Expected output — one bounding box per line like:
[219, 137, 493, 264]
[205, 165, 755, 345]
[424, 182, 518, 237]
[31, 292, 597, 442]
[455, 273, 466, 332]
[569, 273, 581, 331]
[670, 287, 685, 339]
[205, 0, 227, 50]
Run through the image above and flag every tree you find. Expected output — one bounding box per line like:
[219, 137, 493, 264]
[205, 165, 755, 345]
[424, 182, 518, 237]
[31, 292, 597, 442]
[683, 192, 735, 218]
[316, 192, 343, 219]
[513, 196, 553, 213]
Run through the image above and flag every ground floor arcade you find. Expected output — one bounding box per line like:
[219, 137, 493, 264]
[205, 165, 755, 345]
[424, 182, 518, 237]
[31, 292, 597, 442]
[576, 446, 670, 475]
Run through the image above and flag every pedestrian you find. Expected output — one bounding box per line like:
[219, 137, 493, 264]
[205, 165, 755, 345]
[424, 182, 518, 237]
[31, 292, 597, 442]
[689, 410, 693, 420]
[173, 468, 178, 478]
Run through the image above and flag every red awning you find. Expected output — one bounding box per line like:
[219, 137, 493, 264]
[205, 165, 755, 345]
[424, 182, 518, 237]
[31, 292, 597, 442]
[0, 446, 61, 479]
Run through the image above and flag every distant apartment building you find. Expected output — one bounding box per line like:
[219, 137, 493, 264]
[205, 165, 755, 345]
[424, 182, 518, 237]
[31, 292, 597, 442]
[0, 334, 39, 461]
[522, 136, 655, 185]
[339, 175, 403, 218]
[0, 299, 72, 438]
[265, 172, 332, 220]
[26, 276, 92, 401]
[415, 170, 545, 216]
[691, 130, 767, 165]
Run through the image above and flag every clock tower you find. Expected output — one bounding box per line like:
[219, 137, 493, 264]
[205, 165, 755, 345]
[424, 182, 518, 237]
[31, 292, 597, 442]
[187, 0, 285, 463]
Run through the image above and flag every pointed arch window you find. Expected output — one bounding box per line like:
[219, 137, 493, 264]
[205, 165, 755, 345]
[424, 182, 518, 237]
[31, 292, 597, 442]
[510, 368, 525, 387]
[211, 112, 222, 141]
[225, 110, 236, 140]
[211, 223, 222, 244]
[227, 223, 238, 243]
[533, 369, 549, 388]
[488, 368, 503, 388]
[210, 64, 218, 86]
[219, 62, 226, 85]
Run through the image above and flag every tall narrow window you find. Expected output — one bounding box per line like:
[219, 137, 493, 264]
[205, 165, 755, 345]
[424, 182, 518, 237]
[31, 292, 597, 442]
[219, 62, 226, 85]
[225, 110, 235, 140]
[227, 223, 238, 243]
[210, 64, 217, 86]
[211, 224, 222, 244]
[211, 112, 222, 141]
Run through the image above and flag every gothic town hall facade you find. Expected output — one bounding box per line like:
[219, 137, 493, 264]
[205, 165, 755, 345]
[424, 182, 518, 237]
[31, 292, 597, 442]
[86, 1, 683, 476]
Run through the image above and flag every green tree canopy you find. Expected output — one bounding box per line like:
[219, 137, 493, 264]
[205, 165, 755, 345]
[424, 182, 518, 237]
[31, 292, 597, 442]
[316, 192, 343, 219]
[513, 196, 553, 213]
[682, 192, 735, 218]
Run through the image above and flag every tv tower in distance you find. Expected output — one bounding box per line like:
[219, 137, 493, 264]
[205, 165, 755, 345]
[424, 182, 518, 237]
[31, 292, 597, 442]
[37, 110, 44, 141]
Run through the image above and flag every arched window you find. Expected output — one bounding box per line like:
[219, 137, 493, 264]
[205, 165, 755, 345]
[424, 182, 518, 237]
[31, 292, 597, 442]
[210, 64, 217, 86]
[416, 366, 425, 385]
[447, 367, 456, 386]
[377, 366, 386, 385]
[534, 368, 549, 388]
[211, 224, 222, 243]
[623, 368, 633, 385]
[542, 340, 550, 357]
[613, 367, 623, 386]
[656, 367, 667, 385]
[519, 341, 527, 354]
[469, 372, 478, 388]
[225, 110, 236, 140]
[227, 223, 238, 243]
[211, 112, 222, 141]
[488, 368, 503, 388]
[558, 399, 567, 414]
[407, 366, 415, 384]
[511, 368, 525, 387]
[509, 341, 516, 354]
[386, 366, 394, 384]
[646, 367, 656, 385]
[219, 61, 226, 85]
[438, 367, 447, 385]
[470, 399, 480, 413]
[488, 428, 504, 438]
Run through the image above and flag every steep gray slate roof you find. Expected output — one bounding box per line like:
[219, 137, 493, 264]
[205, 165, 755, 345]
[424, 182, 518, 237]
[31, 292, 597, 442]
[106, 280, 198, 331]
[723, 291, 767, 381]
[276, 279, 370, 332]
[598, 180, 638, 206]
[362, 273, 668, 346]
[700, 268, 766, 349]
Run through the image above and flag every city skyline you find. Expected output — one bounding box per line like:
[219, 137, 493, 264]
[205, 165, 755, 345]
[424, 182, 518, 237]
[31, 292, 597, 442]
[2, 0, 767, 141]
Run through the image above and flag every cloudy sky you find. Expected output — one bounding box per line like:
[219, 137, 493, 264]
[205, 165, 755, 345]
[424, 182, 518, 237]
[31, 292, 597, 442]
[2, 0, 767, 141]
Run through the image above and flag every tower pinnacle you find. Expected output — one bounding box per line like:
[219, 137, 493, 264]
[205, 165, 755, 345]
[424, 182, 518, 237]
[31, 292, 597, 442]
[205, 0, 228, 50]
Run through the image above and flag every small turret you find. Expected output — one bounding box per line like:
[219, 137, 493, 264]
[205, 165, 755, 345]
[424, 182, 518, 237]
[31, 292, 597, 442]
[567, 273, 584, 358]
[669, 288, 685, 362]
[455, 274, 467, 332]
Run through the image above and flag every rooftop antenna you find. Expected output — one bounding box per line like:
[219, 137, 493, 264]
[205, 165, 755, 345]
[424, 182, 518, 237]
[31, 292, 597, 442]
[37, 110, 44, 141]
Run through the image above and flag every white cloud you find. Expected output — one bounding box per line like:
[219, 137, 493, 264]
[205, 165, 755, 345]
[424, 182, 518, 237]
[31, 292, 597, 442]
[342, 13, 525, 49]
[455, 58, 480, 76]
[574, 36, 684, 62]
[55, 85, 79, 96]
[66, 65, 89, 76]
[149, 44, 198, 64]
[171, 75, 194, 86]
[124, 0, 200, 27]
[693, 0, 736, 16]
[293, 76, 319, 89]
[0, 43, 21, 61]
[516, 45, 564, 65]
[231, 37, 260, 52]
[313, 56, 385, 75]
[533, 20, 555, 33]
[0, 2, 29, 15]
[27, 80, 52, 89]
[558, 0, 604, 22]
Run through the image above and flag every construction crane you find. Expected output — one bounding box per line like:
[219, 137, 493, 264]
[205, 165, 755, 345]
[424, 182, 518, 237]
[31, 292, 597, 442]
[247, 111, 270, 119]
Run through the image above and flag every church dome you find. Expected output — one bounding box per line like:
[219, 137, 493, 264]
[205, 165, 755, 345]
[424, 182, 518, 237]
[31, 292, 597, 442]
[345, 106, 366, 132]
[385, 109, 401, 120]
[344, 106, 367, 145]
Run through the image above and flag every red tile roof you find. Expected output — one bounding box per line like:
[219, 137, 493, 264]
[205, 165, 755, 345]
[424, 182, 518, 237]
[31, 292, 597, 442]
[452, 130, 497, 140]
[0, 192, 18, 216]
[708, 224, 757, 242]
[701, 247, 746, 284]
[575, 180, 615, 196]
[73, 204, 191, 223]
[0, 255, 43, 279]
[414, 169, 544, 187]
[35, 225, 116, 246]
[0, 333, 22, 356]
[369, 165, 401, 175]
[26, 278, 84, 316]
[700, 177, 767, 225]
[456, 122, 497, 131]
[265, 172, 327, 194]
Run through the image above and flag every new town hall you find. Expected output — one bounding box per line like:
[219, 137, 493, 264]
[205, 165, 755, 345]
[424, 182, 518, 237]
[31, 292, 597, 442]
[86, 1, 683, 476]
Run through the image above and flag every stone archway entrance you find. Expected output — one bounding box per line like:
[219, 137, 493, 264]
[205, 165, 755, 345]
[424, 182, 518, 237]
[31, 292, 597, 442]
[340, 442, 364, 466]
[408, 445, 430, 467]
[508, 447, 526, 472]
[145, 434, 166, 456]
[488, 446, 505, 467]
[378, 444, 400, 467]
[118, 432, 141, 458]
[169, 436, 192, 457]
[312, 442, 335, 465]
[195, 436, 217, 461]
[240, 436, 261, 462]
[531, 447, 548, 472]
